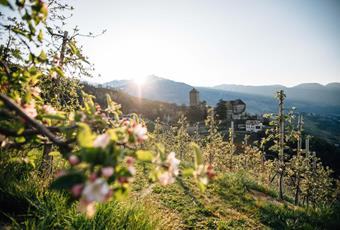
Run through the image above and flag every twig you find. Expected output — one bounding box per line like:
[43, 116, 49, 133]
[0, 125, 76, 137]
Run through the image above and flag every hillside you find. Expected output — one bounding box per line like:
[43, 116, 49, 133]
[1, 164, 339, 229]
[83, 84, 182, 121]
[103, 76, 340, 115]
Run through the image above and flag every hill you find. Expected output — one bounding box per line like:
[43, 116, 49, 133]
[103, 76, 340, 115]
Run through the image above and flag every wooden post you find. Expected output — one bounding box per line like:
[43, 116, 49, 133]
[229, 120, 234, 170]
[297, 114, 303, 155]
[278, 90, 285, 200]
[305, 135, 310, 156]
[40, 31, 68, 177]
[59, 31, 68, 67]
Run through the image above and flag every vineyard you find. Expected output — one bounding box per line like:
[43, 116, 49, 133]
[0, 1, 340, 229]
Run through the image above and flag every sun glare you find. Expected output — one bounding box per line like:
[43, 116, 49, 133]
[134, 76, 147, 86]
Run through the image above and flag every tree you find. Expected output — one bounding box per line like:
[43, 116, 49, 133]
[214, 99, 227, 120]
[0, 0, 213, 218]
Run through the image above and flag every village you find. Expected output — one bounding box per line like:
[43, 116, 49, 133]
[188, 87, 264, 137]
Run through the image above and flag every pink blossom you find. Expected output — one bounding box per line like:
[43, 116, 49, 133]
[55, 170, 66, 178]
[157, 152, 180, 185]
[42, 104, 57, 115]
[125, 156, 136, 175]
[166, 152, 180, 176]
[22, 101, 37, 118]
[82, 178, 111, 203]
[93, 133, 111, 149]
[193, 164, 214, 185]
[69, 155, 79, 165]
[31, 86, 41, 97]
[71, 184, 84, 197]
[101, 167, 114, 178]
[133, 124, 148, 142]
[88, 173, 97, 182]
[158, 171, 175, 185]
[206, 164, 215, 179]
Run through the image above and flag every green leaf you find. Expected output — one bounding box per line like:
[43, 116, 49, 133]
[68, 40, 80, 55]
[49, 151, 61, 157]
[52, 66, 65, 77]
[38, 29, 43, 42]
[136, 150, 153, 162]
[50, 173, 85, 190]
[15, 136, 26, 143]
[182, 168, 194, 177]
[198, 182, 206, 192]
[41, 114, 66, 120]
[77, 123, 94, 148]
[38, 50, 47, 61]
[190, 142, 203, 167]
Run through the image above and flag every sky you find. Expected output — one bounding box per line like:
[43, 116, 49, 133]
[67, 0, 340, 87]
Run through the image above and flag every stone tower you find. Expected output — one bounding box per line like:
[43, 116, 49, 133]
[189, 88, 199, 106]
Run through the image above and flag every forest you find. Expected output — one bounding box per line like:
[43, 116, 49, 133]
[0, 1, 339, 229]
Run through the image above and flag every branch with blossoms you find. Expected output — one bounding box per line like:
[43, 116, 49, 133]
[0, 87, 215, 218]
[0, 0, 215, 219]
[0, 93, 72, 148]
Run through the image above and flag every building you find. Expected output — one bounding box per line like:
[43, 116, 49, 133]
[226, 99, 246, 120]
[189, 88, 200, 106]
[246, 120, 263, 133]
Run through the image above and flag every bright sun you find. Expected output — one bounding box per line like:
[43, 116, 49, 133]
[133, 76, 147, 86]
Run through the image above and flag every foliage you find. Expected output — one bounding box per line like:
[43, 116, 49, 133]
[0, 0, 213, 219]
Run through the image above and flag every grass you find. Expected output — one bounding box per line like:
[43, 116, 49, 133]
[1, 156, 340, 229]
[0, 160, 159, 230]
[134, 171, 340, 229]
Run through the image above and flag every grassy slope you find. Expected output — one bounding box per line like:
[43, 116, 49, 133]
[132, 170, 340, 230]
[1, 162, 339, 229]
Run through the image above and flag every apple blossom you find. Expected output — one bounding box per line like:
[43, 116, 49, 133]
[82, 178, 111, 203]
[125, 156, 136, 175]
[166, 152, 180, 176]
[157, 152, 180, 185]
[71, 184, 84, 197]
[193, 164, 215, 185]
[42, 104, 57, 115]
[93, 133, 111, 149]
[22, 101, 37, 118]
[31, 86, 41, 97]
[68, 155, 79, 165]
[101, 167, 114, 178]
[133, 124, 148, 142]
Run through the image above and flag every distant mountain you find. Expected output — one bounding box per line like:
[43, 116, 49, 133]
[103, 76, 340, 115]
[214, 82, 340, 107]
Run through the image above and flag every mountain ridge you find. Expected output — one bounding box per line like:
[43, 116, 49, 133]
[102, 76, 340, 115]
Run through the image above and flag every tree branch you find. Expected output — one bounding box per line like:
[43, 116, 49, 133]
[0, 94, 71, 148]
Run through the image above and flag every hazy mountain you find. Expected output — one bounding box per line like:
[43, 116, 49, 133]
[214, 82, 340, 107]
[103, 76, 340, 115]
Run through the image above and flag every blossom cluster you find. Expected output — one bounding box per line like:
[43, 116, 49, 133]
[154, 152, 181, 186]
[193, 164, 215, 186]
